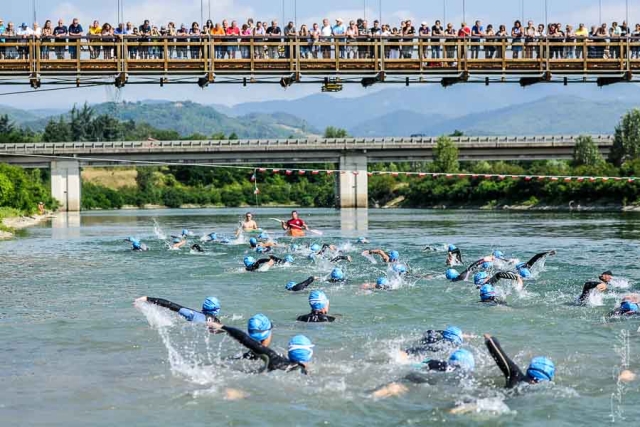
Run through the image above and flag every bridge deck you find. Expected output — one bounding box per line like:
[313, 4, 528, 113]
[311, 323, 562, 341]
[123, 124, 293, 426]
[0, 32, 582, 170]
[1, 37, 639, 85]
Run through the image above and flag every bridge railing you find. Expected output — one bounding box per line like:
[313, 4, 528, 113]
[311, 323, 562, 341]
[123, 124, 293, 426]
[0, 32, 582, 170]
[1, 36, 639, 78]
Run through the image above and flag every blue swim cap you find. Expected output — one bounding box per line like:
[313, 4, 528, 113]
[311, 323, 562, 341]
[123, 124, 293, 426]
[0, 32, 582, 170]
[446, 269, 460, 280]
[132, 241, 142, 250]
[172, 237, 182, 244]
[482, 261, 493, 270]
[330, 268, 345, 281]
[474, 272, 489, 286]
[182, 229, 189, 236]
[518, 267, 532, 278]
[480, 284, 496, 301]
[389, 250, 400, 262]
[442, 326, 464, 345]
[247, 314, 272, 342]
[249, 237, 258, 247]
[286, 281, 297, 290]
[202, 297, 220, 315]
[285, 255, 294, 264]
[127, 236, 136, 243]
[258, 232, 269, 240]
[516, 262, 526, 269]
[527, 357, 555, 382]
[208, 232, 217, 240]
[244, 256, 256, 267]
[288, 335, 314, 363]
[448, 244, 457, 252]
[221, 238, 231, 244]
[310, 243, 321, 252]
[256, 246, 266, 254]
[493, 250, 505, 259]
[376, 277, 389, 288]
[448, 349, 475, 372]
[290, 243, 299, 251]
[309, 290, 329, 310]
[307, 253, 316, 260]
[392, 264, 407, 275]
[620, 301, 640, 314]
[357, 237, 367, 244]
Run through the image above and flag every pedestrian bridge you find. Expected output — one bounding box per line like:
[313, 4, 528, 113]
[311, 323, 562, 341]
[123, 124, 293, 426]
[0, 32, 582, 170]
[0, 134, 615, 211]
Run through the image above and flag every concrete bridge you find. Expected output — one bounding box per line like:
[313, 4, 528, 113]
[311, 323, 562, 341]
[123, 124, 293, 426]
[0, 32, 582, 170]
[0, 135, 615, 211]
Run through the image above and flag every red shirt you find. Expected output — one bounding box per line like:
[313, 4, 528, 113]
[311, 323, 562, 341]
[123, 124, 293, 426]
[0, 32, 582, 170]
[226, 27, 240, 36]
[458, 27, 470, 37]
[287, 218, 305, 228]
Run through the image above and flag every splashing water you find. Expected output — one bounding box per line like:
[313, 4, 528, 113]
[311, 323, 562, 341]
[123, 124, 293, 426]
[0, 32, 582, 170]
[362, 252, 378, 264]
[610, 329, 631, 422]
[153, 218, 167, 240]
[608, 278, 630, 289]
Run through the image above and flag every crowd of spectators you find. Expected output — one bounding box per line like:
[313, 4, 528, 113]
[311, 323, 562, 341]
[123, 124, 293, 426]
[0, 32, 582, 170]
[1, 16, 639, 61]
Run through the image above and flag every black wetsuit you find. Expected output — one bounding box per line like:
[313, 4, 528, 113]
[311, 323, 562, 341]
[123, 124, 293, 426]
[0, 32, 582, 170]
[448, 249, 463, 264]
[246, 256, 285, 272]
[191, 244, 204, 253]
[330, 255, 351, 263]
[578, 281, 604, 304]
[484, 335, 530, 388]
[402, 360, 454, 384]
[488, 271, 520, 285]
[288, 276, 315, 292]
[297, 310, 336, 323]
[450, 259, 485, 282]
[221, 325, 307, 374]
[146, 297, 220, 323]
[521, 251, 554, 269]
[404, 330, 452, 356]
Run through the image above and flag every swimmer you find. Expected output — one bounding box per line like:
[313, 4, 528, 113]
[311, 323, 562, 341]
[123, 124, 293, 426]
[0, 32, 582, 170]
[361, 277, 392, 290]
[249, 237, 278, 251]
[329, 268, 346, 283]
[363, 249, 400, 264]
[135, 295, 221, 323]
[297, 290, 336, 323]
[371, 349, 475, 398]
[316, 243, 352, 263]
[356, 237, 370, 244]
[191, 244, 205, 253]
[244, 255, 288, 271]
[608, 300, 640, 318]
[201, 232, 217, 242]
[208, 319, 313, 374]
[124, 237, 149, 251]
[474, 271, 522, 288]
[447, 245, 463, 266]
[240, 314, 273, 360]
[479, 284, 506, 305]
[286, 276, 316, 292]
[484, 334, 555, 388]
[445, 258, 492, 282]
[401, 326, 465, 358]
[577, 270, 613, 305]
[515, 250, 556, 277]
[238, 212, 259, 234]
[171, 236, 187, 250]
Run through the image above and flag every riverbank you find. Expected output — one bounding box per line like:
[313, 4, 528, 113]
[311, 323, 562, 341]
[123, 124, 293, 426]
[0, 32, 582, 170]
[0, 214, 53, 240]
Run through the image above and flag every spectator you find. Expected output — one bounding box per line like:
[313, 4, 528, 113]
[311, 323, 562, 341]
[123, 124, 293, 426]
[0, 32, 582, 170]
[320, 18, 332, 59]
[253, 21, 266, 58]
[240, 23, 252, 59]
[458, 22, 470, 58]
[524, 20, 536, 59]
[511, 20, 523, 58]
[470, 20, 484, 59]
[283, 21, 296, 58]
[536, 23, 545, 59]
[41, 20, 53, 59]
[211, 22, 225, 59]
[575, 23, 588, 59]
[389, 26, 400, 59]
[0, 19, 5, 60]
[266, 20, 281, 59]
[632, 24, 640, 59]
[419, 21, 430, 59]
[298, 24, 310, 58]
[204, 19, 214, 35]
[189, 22, 202, 60]
[565, 24, 576, 59]
[485, 24, 496, 59]
[101, 23, 114, 60]
[495, 24, 507, 58]
[346, 20, 358, 59]
[139, 19, 151, 59]
[402, 19, 415, 59]
[17, 23, 34, 60]
[357, 18, 369, 59]
[369, 19, 381, 59]
[309, 22, 320, 58]
[150, 25, 161, 59]
[444, 22, 457, 60]
[332, 18, 346, 58]
[226, 20, 239, 59]
[53, 19, 67, 60]
[88, 20, 101, 59]
[68, 18, 83, 59]
[610, 21, 621, 59]
[166, 22, 177, 59]
[596, 23, 609, 58]
[431, 20, 443, 59]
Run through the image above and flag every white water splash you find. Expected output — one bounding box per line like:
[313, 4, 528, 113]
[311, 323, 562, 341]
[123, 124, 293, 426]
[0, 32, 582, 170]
[610, 329, 631, 423]
[609, 278, 630, 289]
[361, 252, 378, 264]
[153, 218, 167, 240]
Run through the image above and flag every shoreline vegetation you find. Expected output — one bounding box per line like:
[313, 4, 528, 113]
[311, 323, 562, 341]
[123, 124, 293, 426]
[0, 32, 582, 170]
[3, 109, 640, 233]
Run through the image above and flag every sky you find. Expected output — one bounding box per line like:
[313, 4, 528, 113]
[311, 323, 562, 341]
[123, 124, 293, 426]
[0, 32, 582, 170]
[1, 0, 638, 109]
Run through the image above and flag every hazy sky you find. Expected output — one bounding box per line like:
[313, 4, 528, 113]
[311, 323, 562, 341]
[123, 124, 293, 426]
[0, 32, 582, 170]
[1, 0, 638, 109]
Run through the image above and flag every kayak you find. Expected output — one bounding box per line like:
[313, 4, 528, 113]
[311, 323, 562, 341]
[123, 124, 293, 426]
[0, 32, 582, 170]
[286, 228, 306, 238]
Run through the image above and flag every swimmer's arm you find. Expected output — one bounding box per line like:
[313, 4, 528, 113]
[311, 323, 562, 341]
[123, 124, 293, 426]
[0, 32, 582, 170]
[489, 272, 520, 284]
[141, 297, 185, 313]
[269, 255, 285, 264]
[484, 334, 526, 388]
[579, 281, 605, 301]
[330, 255, 352, 263]
[366, 249, 390, 262]
[220, 325, 279, 359]
[524, 251, 556, 268]
[290, 276, 316, 292]
[420, 359, 449, 372]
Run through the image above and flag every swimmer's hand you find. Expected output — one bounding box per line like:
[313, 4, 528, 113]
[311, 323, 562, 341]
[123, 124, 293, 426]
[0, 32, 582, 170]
[548, 250, 557, 256]
[596, 283, 608, 292]
[462, 333, 478, 339]
[371, 383, 408, 399]
[619, 370, 637, 382]
[134, 296, 148, 305]
[362, 250, 370, 255]
[207, 319, 224, 332]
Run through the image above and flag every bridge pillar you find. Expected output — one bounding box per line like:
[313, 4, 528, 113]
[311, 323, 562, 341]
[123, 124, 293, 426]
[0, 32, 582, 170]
[338, 154, 368, 209]
[51, 160, 81, 212]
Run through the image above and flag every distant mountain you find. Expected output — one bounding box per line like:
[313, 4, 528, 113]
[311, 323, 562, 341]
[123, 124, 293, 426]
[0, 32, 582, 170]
[0, 106, 41, 127]
[348, 110, 448, 137]
[16, 101, 320, 139]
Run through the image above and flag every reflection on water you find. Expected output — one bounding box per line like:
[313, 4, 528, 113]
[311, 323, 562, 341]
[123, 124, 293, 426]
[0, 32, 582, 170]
[340, 208, 368, 233]
[51, 212, 81, 239]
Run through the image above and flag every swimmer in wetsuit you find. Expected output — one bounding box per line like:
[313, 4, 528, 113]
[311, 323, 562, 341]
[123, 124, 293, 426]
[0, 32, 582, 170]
[171, 236, 187, 250]
[515, 250, 556, 277]
[125, 237, 149, 251]
[363, 249, 400, 264]
[297, 290, 336, 323]
[401, 326, 465, 358]
[233, 314, 274, 361]
[447, 245, 463, 266]
[577, 271, 613, 304]
[608, 300, 640, 318]
[191, 244, 204, 253]
[317, 243, 352, 263]
[286, 276, 316, 292]
[361, 277, 393, 291]
[208, 319, 313, 375]
[244, 255, 287, 272]
[201, 232, 217, 242]
[328, 268, 346, 283]
[445, 258, 492, 282]
[371, 349, 475, 398]
[135, 295, 221, 323]
[484, 334, 555, 388]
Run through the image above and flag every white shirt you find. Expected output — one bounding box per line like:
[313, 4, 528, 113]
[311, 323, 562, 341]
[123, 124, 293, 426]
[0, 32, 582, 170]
[17, 27, 34, 36]
[321, 25, 332, 37]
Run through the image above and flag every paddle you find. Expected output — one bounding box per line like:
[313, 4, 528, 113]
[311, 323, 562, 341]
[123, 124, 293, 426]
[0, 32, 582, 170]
[269, 218, 323, 236]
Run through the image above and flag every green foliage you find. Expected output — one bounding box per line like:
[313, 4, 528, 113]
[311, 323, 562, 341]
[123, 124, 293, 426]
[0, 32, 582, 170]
[0, 164, 57, 214]
[82, 183, 124, 210]
[432, 136, 459, 173]
[610, 109, 640, 166]
[573, 135, 605, 167]
[324, 127, 349, 138]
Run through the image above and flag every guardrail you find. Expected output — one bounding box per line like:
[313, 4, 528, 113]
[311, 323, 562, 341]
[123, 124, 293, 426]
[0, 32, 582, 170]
[0, 36, 639, 82]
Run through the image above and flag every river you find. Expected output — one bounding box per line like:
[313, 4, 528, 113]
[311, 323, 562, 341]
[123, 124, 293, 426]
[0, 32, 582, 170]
[1, 208, 639, 426]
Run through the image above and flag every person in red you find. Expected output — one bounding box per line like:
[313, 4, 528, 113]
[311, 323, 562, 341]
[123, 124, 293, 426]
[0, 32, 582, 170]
[281, 210, 309, 236]
[458, 22, 471, 59]
[226, 20, 241, 59]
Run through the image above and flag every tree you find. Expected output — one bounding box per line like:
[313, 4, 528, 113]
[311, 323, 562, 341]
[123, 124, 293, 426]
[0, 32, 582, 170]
[610, 109, 640, 167]
[573, 135, 604, 167]
[0, 115, 15, 135]
[449, 130, 464, 137]
[70, 103, 95, 141]
[432, 136, 459, 173]
[324, 127, 349, 138]
[42, 118, 72, 142]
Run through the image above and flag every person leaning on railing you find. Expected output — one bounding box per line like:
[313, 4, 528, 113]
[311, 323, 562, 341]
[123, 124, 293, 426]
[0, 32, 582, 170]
[41, 20, 53, 59]
[494, 25, 507, 59]
[511, 20, 522, 59]
[283, 21, 296, 59]
[309, 22, 320, 59]
[632, 24, 640, 59]
[266, 20, 281, 59]
[574, 23, 588, 59]
[470, 20, 483, 59]
[101, 23, 114, 60]
[431, 20, 443, 59]
[68, 18, 83, 60]
[87, 20, 101, 59]
[484, 24, 495, 59]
